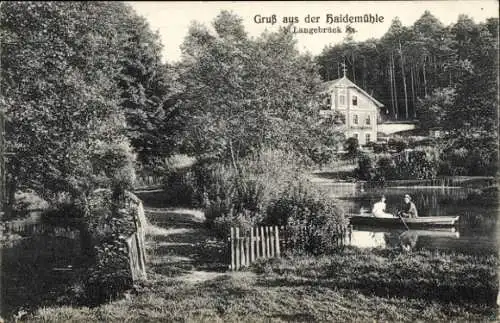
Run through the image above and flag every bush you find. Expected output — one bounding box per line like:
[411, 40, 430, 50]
[344, 137, 359, 159]
[84, 189, 144, 304]
[266, 182, 347, 255]
[309, 145, 335, 167]
[354, 152, 375, 180]
[199, 149, 304, 224]
[212, 210, 256, 239]
[354, 147, 443, 182]
[92, 140, 137, 196]
[162, 167, 197, 206]
[388, 138, 408, 152]
[374, 154, 396, 181]
[198, 148, 347, 247]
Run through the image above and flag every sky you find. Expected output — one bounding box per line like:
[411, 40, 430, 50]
[128, 1, 499, 63]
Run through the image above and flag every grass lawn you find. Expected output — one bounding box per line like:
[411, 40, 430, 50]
[24, 246, 498, 322]
[11, 193, 498, 322]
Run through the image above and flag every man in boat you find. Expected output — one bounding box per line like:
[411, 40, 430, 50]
[399, 194, 418, 218]
[372, 195, 394, 218]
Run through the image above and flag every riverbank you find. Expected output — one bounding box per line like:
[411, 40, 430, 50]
[22, 229, 498, 322]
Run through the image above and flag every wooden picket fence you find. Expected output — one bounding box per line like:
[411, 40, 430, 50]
[229, 224, 351, 270]
[229, 225, 281, 271]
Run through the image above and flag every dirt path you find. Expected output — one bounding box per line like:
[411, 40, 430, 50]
[144, 206, 228, 283]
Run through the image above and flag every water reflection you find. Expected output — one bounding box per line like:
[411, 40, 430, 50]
[347, 227, 459, 249]
[1, 216, 87, 317]
[314, 177, 497, 254]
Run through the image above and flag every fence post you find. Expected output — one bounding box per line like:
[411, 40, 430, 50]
[275, 226, 280, 257]
[255, 227, 262, 259]
[260, 226, 266, 259]
[235, 227, 240, 270]
[269, 226, 275, 257]
[230, 227, 235, 270]
[250, 227, 255, 262]
[239, 228, 245, 267]
[266, 226, 271, 258]
[245, 234, 250, 267]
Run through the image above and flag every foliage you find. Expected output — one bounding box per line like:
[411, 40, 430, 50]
[416, 87, 456, 130]
[343, 137, 359, 159]
[266, 182, 346, 255]
[316, 12, 498, 176]
[0, 2, 182, 209]
[355, 147, 443, 181]
[440, 146, 498, 176]
[387, 138, 408, 152]
[198, 150, 301, 230]
[92, 140, 137, 196]
[188, 148, 347, 241]
[162, 167, 197, 207]
[85, 189, 144, 304]
[177, 11, 341, 164]
[354, 152, 375, 181]
[116, 14, 184, 166]
[1, 2, 123, 202]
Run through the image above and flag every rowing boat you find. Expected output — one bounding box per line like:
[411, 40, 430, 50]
[348, 214, 460, 228]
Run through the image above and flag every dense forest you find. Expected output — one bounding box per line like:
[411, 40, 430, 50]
[317, 11, 498, 175]
[316, 11, 498, 121]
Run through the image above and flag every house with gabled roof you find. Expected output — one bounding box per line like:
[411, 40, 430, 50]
[320, 70, 385, 146]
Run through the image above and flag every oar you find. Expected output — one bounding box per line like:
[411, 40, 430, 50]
[396, 210, 410, 231]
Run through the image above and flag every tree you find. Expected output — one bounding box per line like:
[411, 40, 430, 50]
[416, 87, 456, 130]
[0, 2, 145, 207]
[114, 10, 183, 168]
[444, 18, 498, 175]
[177, 11, 341, 165]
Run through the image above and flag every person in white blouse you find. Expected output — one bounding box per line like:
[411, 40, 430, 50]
[372, 195, 394, 218]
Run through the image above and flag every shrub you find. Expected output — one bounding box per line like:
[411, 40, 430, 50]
[309, 145, 335, 167]
[162, 167, 197, 206]
[355, 152, 375, 180]
[198, 149, 348, 247]
[388, 138, 408, 152]
[355, 147, 443, 182]
[344, 137, 359, 159]
[84, 189, 144, 304]
[92, 140, 137, 196]
[212, 210, 257, 239]
[374, 154, 396, 181]
[266, 182, 347, 255]
[199, 149, 304, 225]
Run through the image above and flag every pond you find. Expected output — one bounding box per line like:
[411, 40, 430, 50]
[312, 177, 498, 255]
[0, 215, 89, 318]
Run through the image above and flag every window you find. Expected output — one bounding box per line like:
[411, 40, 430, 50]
[353, 114, 358, 125]
[365, 133, 371, 143]
[353, 133, 359, 140]
[352, 95, 358, 106]
[326, 96, 331, 106]
[366, 116, 371, 125]
[340, 95, 345, 105]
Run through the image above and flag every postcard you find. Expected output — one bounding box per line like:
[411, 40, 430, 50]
[1, 1, 498, 322]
